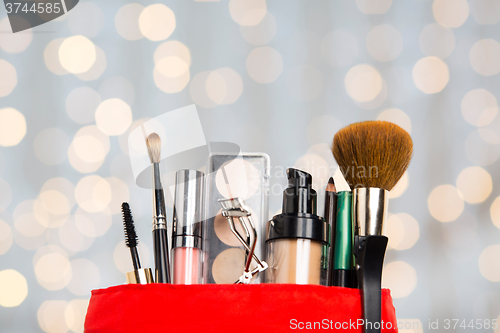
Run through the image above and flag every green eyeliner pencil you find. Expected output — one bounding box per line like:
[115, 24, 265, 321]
[332, 191, 354, 287]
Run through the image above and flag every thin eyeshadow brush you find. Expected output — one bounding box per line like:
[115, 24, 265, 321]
[147, 133, 171, 283]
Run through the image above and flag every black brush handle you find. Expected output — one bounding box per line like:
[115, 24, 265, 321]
[153, 228, 171, 283]
[355, 235, 388, 333]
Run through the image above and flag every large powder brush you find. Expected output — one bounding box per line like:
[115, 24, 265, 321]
[332, 120, 413, 236]
[332, 120, 412, 191]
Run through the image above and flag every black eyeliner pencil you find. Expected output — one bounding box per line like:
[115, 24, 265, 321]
[325, 177, 337, 286]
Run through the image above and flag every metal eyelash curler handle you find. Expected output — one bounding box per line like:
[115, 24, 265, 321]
[219, 198, 268, 284]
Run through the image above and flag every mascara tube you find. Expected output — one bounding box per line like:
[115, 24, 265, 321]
[171, 170, 205, 284]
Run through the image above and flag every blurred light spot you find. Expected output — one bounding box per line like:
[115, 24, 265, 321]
[99, 77, 135, 106]
[470, 39, 500, 76]
[0, 60, 17, 97]
[15, 212, 46, 237]
[490, 197, 500, 229]
[377, 108, 412, 134]
[366, 24, 402, 62]
[216, 159, 261, 199]
[307, 115, 342, 145]
[0, 17, 32, 53]
[412, 56, 449, 94]
[95, 98, 132, 136]
[154, 40, 191, 67]
[0, 219, 12, 255]
[386, 213, 419, 250]
[355, 79, 387, 110]
[117, 118, 150, 156]
[321, 30, 358, 68]
[67, 259, 99, 296]
[156, 56, 189, 78]
[456, 166, 492, 204]
[382, 261, 417, 298]
[40, 190, 71, 216]
[345, 64, 382, 102]
[229, 0, 267, 26]
[58, 218, 94, 253]
[44, 39, 69, 75]
[246, 46, 283, 83]
[419, 23, 455, 59]
[113, 240, 150, 274]
[105, 177, 130, 215]
[66, 87, 101, 125]
[355, 0, 392, 14]
[74, 46, 107, 81]
[139, 4, 176, 41]
[0, 178, 12, 212]
[306, 143, 337, 171]
[190, 71, 218, 108]
[34, 128, 70, 166]
[34, 252, 72, 290]
[115, 3, 144, 41]
[65, 299, 89, 333]
[38, 300, 69, 333]
[240, 12, 277, 45]
[397, 319, 424, 333]
[428, 184, 464, 222]
[41, 178, 75, 216]
[34, 198, 68, 228]
[287, 65, 323, 102]
[0, 108, 26, 147]
[74, 207, 112, 237]
[465, 130, 500, 166]
[69, 125, 110, 173]
[0, 269, 28, 307]
[68, 2, 104, 38]
[433, 0, 469, 28]
[479, 245, 500, 281]
[389, 171, 409, 199]
[470, 0, 500, 25]
[206, 68, 244, 105]
[294, 154, 330, 192]
[462, 89, 498, 126]
[477, 107, 498, 127]
[75, 175, 112, 213]
[153, 62, 190, 94]
[59, 36, 96, 74]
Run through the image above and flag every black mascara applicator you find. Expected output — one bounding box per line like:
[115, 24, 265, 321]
[122, 202, 153, 284]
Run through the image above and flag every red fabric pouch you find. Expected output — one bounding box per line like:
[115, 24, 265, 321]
[84, 284, 397, 333]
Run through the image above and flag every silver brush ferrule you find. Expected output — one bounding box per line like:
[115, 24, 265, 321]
[353, 188, 389, 236]
[152, 163, 167, 230]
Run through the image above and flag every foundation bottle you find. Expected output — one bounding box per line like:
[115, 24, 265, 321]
[265, 168, 329, 285]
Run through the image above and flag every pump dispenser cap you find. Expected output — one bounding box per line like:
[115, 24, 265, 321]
[283, 168, 317, 214]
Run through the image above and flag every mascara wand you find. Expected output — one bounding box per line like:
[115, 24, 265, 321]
[122, 202, 153, 284]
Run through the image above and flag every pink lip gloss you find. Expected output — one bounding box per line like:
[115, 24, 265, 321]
[171, 170, 204, 285]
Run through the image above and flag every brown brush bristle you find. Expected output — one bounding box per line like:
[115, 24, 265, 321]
[146, 133, 161, 164]
[332, 121, 413, 191]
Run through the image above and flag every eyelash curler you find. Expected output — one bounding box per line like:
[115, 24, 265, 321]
[219, 197, 268, 284]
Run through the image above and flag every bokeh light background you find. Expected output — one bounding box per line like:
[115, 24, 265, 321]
[1, 0, 500, 331]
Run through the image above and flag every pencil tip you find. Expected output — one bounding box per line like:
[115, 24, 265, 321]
[326, 177, 336, 192]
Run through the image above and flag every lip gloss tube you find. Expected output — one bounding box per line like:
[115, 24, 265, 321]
[171, 170, 205, 285]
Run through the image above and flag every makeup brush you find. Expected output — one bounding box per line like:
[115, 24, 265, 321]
[332, 120, 412, 333]
[332, 120, 412, 235]
[147, 133, 171, 283]
[122, 202, 153, 284]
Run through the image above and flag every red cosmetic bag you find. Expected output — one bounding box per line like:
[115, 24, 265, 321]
[84, 284, 398, 333]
